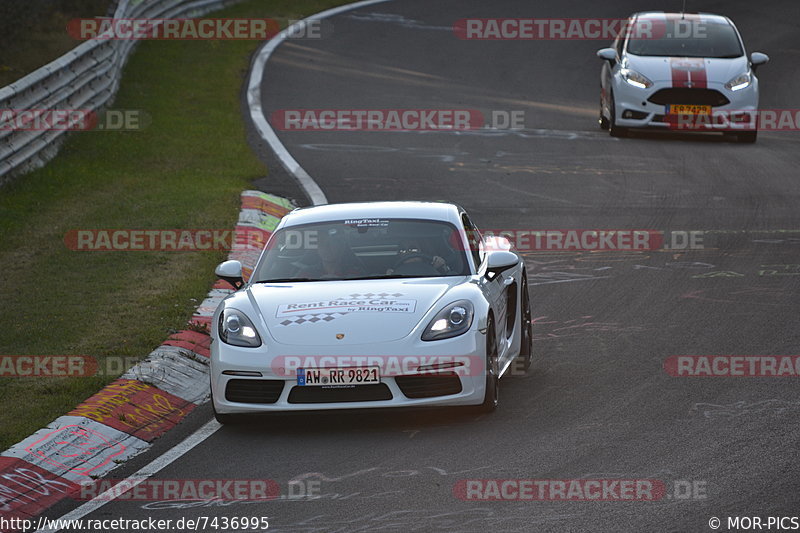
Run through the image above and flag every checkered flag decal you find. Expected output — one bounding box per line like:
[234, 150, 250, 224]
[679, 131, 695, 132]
[279, 312, 349, 326]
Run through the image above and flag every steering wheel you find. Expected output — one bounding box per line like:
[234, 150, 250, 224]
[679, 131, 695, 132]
[393, 252, 435, 270]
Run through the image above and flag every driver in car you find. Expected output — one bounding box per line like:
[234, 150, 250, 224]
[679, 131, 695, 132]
[386, 239, 451, 275]
[296, 228, 365, 279]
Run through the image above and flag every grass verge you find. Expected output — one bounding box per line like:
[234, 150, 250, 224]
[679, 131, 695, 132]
[0, 0, 350, 451]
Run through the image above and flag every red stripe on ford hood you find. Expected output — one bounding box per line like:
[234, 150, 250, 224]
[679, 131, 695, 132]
[670, 58, 707, 88]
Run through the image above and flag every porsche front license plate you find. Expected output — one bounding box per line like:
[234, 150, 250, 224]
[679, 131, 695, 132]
[666, 104, 712, 115]
[297, 367, 380, 386]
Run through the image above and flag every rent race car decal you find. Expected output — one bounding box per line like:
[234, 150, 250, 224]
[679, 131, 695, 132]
[277, 298, 417, 318]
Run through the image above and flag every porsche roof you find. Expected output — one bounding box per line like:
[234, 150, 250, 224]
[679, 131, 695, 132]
[282, 201, 463, 227]
[632, 12, 732, 24]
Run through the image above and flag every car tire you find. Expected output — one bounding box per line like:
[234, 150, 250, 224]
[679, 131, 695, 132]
[212, 393, 241, 425]
[514, 273, 533, 374]
[599, 94, 610, 130]
[609, 91, 628, 138]
[214, 411, 241, 425]
[736, 131, 757, 143]
[478, 317, 499, 413]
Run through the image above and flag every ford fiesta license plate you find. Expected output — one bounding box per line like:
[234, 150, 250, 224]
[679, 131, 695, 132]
[666, 104, 711, 115]
[297, 367, 380, 386]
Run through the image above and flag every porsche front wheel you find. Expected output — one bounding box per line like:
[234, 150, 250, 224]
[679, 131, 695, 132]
[516, 273, 533, 373]
[478, 317, 499, 413]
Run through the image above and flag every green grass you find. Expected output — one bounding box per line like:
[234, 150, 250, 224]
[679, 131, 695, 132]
[0, 0, 351, 451]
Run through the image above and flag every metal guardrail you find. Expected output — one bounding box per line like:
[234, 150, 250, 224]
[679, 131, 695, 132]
[0, 0, 242, 184]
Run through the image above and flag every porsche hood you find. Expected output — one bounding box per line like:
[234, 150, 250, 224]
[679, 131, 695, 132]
[243, 278, 467, 345]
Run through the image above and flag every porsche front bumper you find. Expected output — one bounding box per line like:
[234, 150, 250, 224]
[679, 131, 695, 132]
[210, 328, 488, 414]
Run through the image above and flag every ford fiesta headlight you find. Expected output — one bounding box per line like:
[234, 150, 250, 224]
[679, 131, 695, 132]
[218, 308, 261, 347]
[422, 300, 474, 341]
[620, 68, 653, 89]
[725, 72, 751, 91]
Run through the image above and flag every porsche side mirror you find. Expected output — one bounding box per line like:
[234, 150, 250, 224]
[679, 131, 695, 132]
[485, 251, 519, 278]
[597, 48, 617, 64]
[216, 260, 244, 289]
[750, 52, 769, 72]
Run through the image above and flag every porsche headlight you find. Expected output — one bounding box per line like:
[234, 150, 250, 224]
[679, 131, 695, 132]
[725, 72, 751, 91]
[620, 68, 653, 89]
[218, 308, 261, 347]
[422, 300, 474, 341]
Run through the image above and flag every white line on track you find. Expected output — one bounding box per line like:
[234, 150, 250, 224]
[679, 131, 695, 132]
[35, 420, 221, 532]
[247, 0, 393, 206]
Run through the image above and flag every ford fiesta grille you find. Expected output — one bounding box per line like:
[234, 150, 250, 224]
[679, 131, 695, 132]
[396, 373, 463, 399]
[648, 88, 730, 107]
[288, 384, 393, 403]
[225, 379, 284, 404]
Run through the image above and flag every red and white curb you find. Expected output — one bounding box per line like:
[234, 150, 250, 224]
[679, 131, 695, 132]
[190, 191, 292, 327]
[0, 190, 292, 525]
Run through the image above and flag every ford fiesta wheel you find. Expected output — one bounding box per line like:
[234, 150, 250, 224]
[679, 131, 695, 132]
[609, 90, 628, 138]
[599, 93, 610, 130]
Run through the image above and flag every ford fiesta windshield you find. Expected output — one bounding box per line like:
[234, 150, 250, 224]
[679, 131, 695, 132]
[627, 20, 743, 58]
[252, 219, 470, 282]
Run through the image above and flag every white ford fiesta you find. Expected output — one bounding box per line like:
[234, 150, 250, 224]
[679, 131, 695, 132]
[597, 11, 768, 142]
[210, 202, 532, 423]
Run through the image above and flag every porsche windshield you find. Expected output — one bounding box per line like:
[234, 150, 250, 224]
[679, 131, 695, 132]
[252, 218, 471, 282]
[626, 19, 743, 58]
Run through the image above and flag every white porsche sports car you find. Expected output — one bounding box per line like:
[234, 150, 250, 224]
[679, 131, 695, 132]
[210, 202, 532, 423]
[597, 11, 768, 142]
